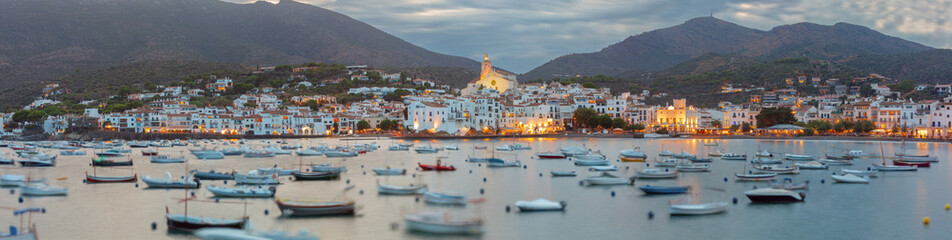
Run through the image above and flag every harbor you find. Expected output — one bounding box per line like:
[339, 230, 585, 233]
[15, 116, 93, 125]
[0, 137, 949, 239]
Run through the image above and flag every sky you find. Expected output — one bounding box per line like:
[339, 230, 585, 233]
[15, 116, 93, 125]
[225, 0, 952, 73]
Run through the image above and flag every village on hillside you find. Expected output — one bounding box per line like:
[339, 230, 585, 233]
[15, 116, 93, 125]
[3, 55, 952, 140]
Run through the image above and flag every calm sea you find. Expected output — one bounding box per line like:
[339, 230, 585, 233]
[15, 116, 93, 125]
[1, 137, 948, 239]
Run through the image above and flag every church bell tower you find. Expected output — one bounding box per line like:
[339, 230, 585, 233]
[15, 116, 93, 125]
[480, 54, 491, 79]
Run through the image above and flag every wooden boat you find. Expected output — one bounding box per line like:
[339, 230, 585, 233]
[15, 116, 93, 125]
[892, 160, 930, 167]
[190, 170, 235, 180]
[639, 185, 689, 195]
[536, 152, 566, 159]
[550, 171, 577, 177]
[166, 213, 248, 233]
[20, 183, 68, 196]
[676, 164, 711, 172]
[206, 185, 275, 198]
[18, 159, 55, 167]
[635, 168, 678, 179]
[60, 150, 86, 156]
[584, 172, 634, 185]
[824, 154, 855, 160]
[750, 157, 782, 164]
[274, 198, 356, 216]
[819, 159, 854, 166]
[85, 172, 137, 183]
[91, 158, 133, 167]
[783, 154, 815, 161]
[256, 167, 299, 176]
[831, 173, 870, 183]
[708, 149, 724, 157]
[745, 188, 805, 203]
[871, 164, 917, 171]
[653, 159, 681, 167]
[795, 161, 828, 169]
[735, 172, 777, 182]
[753, 165, 799, 174]
[404, 212, 482, 234]
[243, 150, 276, 158]
[514, 198, 566, 211]
[378, 183, 427, 195]
[423, 192, 467, 205]
[142, 173, 200, 188]
[895, 152, 929, 158]
[151, 155, 185, 164]
[573, 159, 609, 166]
[670, 202, 729, 215]
[720, 153, 746, 160]
[893, 156, 938, 163]
[485, 159, 521, 168]
[291, 171, 339, 181]
[141, 149, 158, 156]
[311, 164, 347, 173]
[372, 167, 406, 175]
[1, 175, 46, 187]
[588, 165, 618, 171]
[842, 169, 878, 177]
[419, 159, 457, 171]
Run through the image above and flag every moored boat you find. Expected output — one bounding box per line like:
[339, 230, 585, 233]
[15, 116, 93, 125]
[404, 212, 482, 235]
[535, 152, 566, 159]
[892, 160, 930, 167]
[783, 154, 815, 161]
[373, 167, 407, 175]
[573, 159, 609, 166]
[190, 170, 235, 180]
[514, 198, 566, 211]
[720, 153, 746, 160]
[669, 202, 729, 215]
[290, 171, 340, 181]
[91, 158, 133, 167]
[831, 173, 870, 184]
[378, 183, 427, 195]
[166, 214, 248, 233]
[584, 172, 634, 185]
[20, 183, 67, 196]
[639, 185, 690, 195]
[871, 164, 917, 171]
[419, 160, 457, 171]
[550, 171, 577, 177]
[676, 164, 711, 172]
[795, 161, 828, 169]
[635, 168, 678, 179]
[843, 169, 879, 177]
[274, 198, 356, 216]
[423, 192, 467, 205]
[735, 172, 777, 182]
[745, 188, 805, 203]
[206, 185, 276, 198]
[151, 155, 186, 164]
[142, 172, 200, 188]
[85, 172, 137, 183]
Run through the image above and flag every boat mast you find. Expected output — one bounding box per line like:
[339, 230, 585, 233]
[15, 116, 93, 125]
[879, 141, 886, 166]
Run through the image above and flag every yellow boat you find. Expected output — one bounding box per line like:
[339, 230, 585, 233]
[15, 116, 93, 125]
[620, 157, 645, 162]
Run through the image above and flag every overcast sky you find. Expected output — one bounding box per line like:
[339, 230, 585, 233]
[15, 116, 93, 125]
[227, 0, 952, 73]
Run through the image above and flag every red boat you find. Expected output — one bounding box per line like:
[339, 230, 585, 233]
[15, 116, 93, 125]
[892, 160, 930, 167]
[142, 150, 158, 156]
[419, 160, 456, 171]
[536, 152, 567, 159]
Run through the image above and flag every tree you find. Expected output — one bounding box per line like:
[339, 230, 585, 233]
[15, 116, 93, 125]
[356, 120, 370, 132]
[572, 108, 597, 128]
[233, 83, 255, 94]
[729, 125, 740, 132]
[378, 119, 393, 132]
[741, 122, 753, 132]
[597, 115, 613, 129]
[859, 84, 875, 97]
[755, 107, 796, 128]
[611, 117, 628, 129]
[631, 123, 646, 131]
[304, 100, 320, 111]
[144, 80, 157, 91]
[852, 120, 876, 133]
[710, 119, 722, 128]
[887, 80, 916, 93]
[655, 127, 669, 134]
[807, 120, 833, 133]
[581, 82, 598, 89]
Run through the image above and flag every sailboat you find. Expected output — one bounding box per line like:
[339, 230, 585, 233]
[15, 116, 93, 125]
[872, 142, 917, 171]
[166, 160, 248, 232]
[292, 156, 341, 181]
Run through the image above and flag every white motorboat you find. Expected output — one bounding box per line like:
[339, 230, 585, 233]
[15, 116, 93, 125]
[378, 183, 427, 195]
[831, 173, 870, 183]
[195, 227, 319, 240]
[795, 161, 828, 169]
[559, 146, 587, 156]
[20, 183, 67, 196]
[676, 164, 711, 172]
[404, 212, 482, 234]
[372, 167, 406, 175]
[618, 149, 648, 159]
[672, 151, 696, 159]
[588, 165, 619, 171]
[783, 154, 815, 161]
[750, 157, 783, 164]
[243, 150, 276, 158]
[415, 145, 443, 154]
[843, 169, 878, 177]
[514, 198, 566, 212]
[708, 149, 724, 157]
[423, 192, 466, 205]
[151, 155, 186, 164]
[583, 172, 633, 185]
[669, 202, 729, 215]
[752, 165, 799, 174]
[636, 168, 678, 179]
[494, 145, 513, 151]
[311, 164, 347, 173]
[745, 188, 805, 203]
[256, 167, 299, 176]
[1, 175, 46, 187]
[509, 143, 532, 150]
[571, 153, 607, 161]
[444, 145, 460, 151]
[658, 150, 674, 157]
[142, 172, 200, 188]
[206, 185, 276, 198]
[755, 150, 773, 157]
[388, 145, 410, 151]
[219, 148, 243, 156]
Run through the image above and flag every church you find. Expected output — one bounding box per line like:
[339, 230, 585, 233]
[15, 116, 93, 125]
[461, 54, 518, 95]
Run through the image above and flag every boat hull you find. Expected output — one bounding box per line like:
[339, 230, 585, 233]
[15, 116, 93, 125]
[166, 215, 247, 233]
[275, 200, 356, 216]
[291, 172, 340, 181]
[670, 202, 729, 215]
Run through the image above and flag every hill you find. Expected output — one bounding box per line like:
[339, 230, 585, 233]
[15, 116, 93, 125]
[523, 17, 932, 80]
[0, 0, 478, 107]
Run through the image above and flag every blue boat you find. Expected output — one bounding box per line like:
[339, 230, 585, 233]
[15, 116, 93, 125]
[638, 185, 690, 195]
[190, 170, 235, 180]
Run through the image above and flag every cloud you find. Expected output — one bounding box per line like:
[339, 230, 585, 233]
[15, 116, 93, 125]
[221, 0, 952, 73]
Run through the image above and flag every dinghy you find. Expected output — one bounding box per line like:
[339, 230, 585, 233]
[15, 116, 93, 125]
[514, 198, 566, 212]
[635, 168, 678, 179]
[831, 173, 870, 184]
[206, 185, 276, 198]
[669, 202, 729, 215]
[377, 183, 427, 195]
[274, 198, 356, 216]
[404, 212, 482, 235]
[423, 192, 467, 205]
